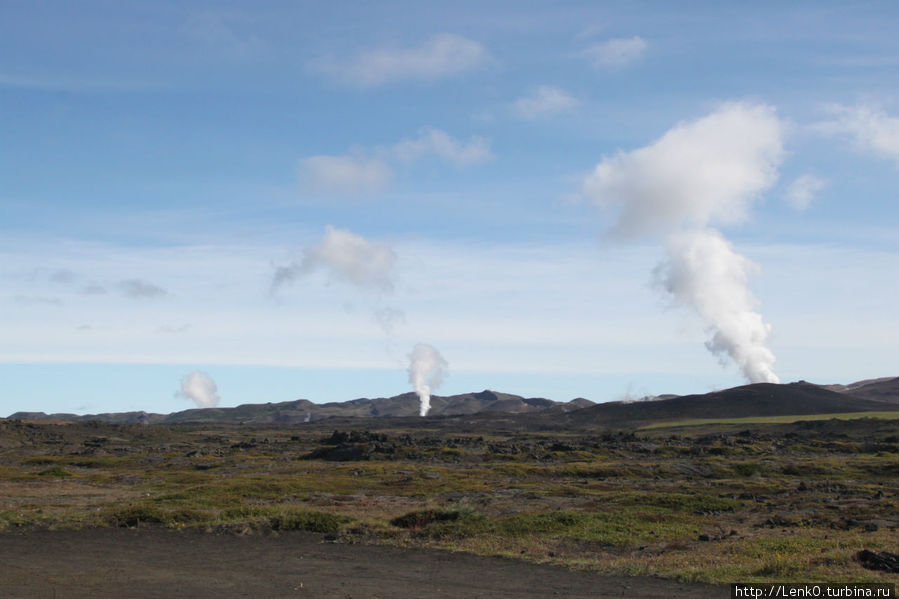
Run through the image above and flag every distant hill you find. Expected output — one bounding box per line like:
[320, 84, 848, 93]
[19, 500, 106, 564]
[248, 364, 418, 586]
[559, 381, 898, 428]
[8, 378, 897, 427]
[8, 390, 592, 424]
[824, 377, 899, 403]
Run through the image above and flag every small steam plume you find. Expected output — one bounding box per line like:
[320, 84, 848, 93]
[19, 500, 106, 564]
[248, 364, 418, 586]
[407, 343, 448, 417]
[271, 225, 404, 335]
[271, 225, 396, 293]
[583, 101, 784, 383]
[178, 371, 220, 408]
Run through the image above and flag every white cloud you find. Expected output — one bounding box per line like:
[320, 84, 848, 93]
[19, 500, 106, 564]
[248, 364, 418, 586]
[583, 36, 648, 69]
[298, 155, 393, 195]
[784, 174, 826, 211]
[272, 225, 397, 293]
[314, 33, 488, 86]
[512, 86, 579, 119]
[117, 279, 168, 299]
[582, 101, 785, 238]
[816, 103, 899, 167]
[300, 128, 490, 196]
[391, 128, 492, 165]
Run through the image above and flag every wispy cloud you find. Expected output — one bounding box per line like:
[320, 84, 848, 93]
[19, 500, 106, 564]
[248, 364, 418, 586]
[299, 128, 490, 196]
[12, 295, 62, 306]
[41, 268, 166, 299]
[49, 269, 77, 284]
[158, 324, 191, 334]
[512, 86, 579, 119]
[298, 155, 393, 195]
[391, 127, 492, 166]
[272, 225, 397, 293]
[312, 33, 488, 86]
[80, 283, 107, 295]
[117, 279, 167, 299]
[582, 36, 648, 69]
[0, 72, 160, 93]
[272, 226, 402, 335]
[815, 103, 899, 167]
[373, 306, 406, 334]
[2, 236, 897, 385]
[784, 174, 826, 211]
[183, 11, 262, 60]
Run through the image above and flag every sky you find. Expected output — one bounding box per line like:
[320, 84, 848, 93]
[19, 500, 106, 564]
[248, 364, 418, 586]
[2, 1, 898, 416]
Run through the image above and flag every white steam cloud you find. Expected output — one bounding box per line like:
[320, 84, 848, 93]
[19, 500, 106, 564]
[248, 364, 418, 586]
[784, 174, 826, 212]
[272, 225, 397, 293]
[583, 102, 783, 238]
[656, 230, 778, 384]
[815, 103, 899, 167]
[178, 371, 220, 408]
[272, 226, 404, 335]
[583, 101, 784, 383]
[407, 343, 448, 417]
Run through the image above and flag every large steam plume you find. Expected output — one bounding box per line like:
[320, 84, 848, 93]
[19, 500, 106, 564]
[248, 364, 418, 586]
[655, 229, 778, 383]
[178, 371, 220, 408]
[407, 343, 448, 416]
[583, 102, 784, 383]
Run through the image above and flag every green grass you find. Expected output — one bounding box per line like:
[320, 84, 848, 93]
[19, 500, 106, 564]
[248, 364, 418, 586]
[36, 466, 72, 478]
[639, 411, 899, 430]
[2, 419, 898, 585]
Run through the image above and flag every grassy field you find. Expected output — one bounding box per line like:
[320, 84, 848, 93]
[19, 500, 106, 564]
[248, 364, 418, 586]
[0, 416, 897, 584]
[639, 411, 899, 430]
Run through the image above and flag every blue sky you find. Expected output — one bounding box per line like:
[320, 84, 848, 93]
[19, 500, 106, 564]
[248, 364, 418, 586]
[2, 1, 898, 415]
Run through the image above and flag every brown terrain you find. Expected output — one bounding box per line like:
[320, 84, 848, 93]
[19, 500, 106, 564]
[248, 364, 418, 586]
[0, 528, 722, 598]
[1, 378, 897, 596]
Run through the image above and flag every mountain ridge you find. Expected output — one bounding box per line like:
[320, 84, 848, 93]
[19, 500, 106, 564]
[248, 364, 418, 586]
[8, 390, 588, 424]
[7, 378, 897, 426]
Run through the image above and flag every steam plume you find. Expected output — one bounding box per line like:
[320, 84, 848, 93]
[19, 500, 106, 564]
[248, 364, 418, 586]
[583, 102, 783, 383]
[178, 371, 220, 408]
[271, 225, 396, 293]
[655, 230, 778, 383]
[407, 343, 448, 417]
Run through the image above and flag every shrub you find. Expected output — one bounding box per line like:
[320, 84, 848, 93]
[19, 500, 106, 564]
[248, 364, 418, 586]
[105, 505, 168, 527]
[37, 466, 71, 478]
[390, 509, 461, 529]
[267, 509, 349, 533]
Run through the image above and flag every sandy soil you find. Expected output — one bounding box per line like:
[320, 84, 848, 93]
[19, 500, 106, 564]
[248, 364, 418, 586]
[0, 528, 723, 598]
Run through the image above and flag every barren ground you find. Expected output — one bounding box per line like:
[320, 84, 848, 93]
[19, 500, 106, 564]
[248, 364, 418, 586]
[1, 417, 898, 588]
[0, 528, 722, 598]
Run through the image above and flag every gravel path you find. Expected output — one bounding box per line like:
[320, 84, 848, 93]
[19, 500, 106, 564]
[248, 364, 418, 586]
[0, 528, 725, 598]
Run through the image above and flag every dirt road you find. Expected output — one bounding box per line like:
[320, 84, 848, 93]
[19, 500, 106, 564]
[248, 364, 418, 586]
[0, 528, 724, 598]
